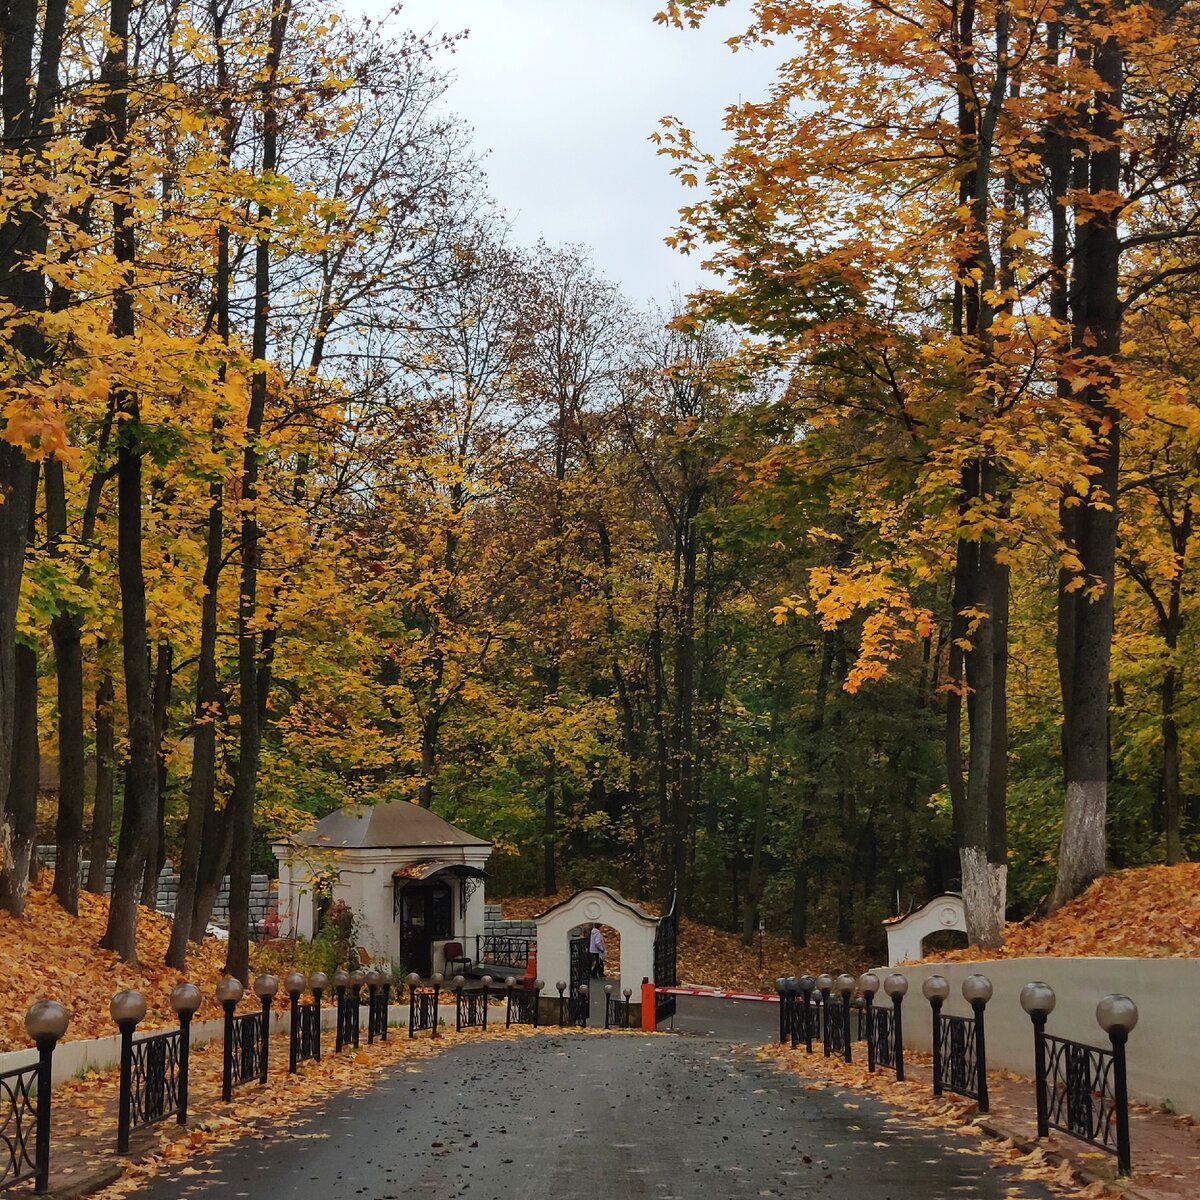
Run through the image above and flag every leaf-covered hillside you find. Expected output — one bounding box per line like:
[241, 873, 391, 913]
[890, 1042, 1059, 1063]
[924, 864, 1200, 962]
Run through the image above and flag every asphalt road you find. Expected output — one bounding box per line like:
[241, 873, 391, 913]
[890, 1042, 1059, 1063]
[133, 1033, 1054, 1200]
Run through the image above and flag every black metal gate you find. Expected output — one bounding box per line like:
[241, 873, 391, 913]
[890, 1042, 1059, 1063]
[653, 894, 678, 1024]
[569, 935, 589, 1025]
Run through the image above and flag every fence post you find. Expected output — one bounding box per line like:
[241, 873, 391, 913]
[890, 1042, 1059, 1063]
[170, 983, 201, 1125]
[430, 973, 443, 1038]
[254, 975, 278, 1084]
[366, 971, 380, 1045]
[217, 976, 244, 1101]
[924, 975, 949, 1097]
[406, 972, 420, 1039]
[622, 987, 632, 1029]
[348, 970, 365, 1047]
[25, 1001, 68, 1194]
[481, 976, 492, 1029]
[858, 974, 879, 1071]
[775, 978, 787, 1043]
[835, 975, 855, 1064]
[798, 977, 815, 1053]
[285, 972, 305, 1073]
[817, 975, 833, 1056]
[604, 984, 613, 1029]
[1020, 982, 1055, 1136]
[885, 973, 908, 1082]
[963, 974, 992, 1113]
[453, 976, 465, 1032]
[533, 980, 544, 1028]
[506, 976, 517, 1028]
[333, 970, 349, 1052]
[112, 989, 147, 1154]
[309, 973, 327, 1062]
[1097, 994, 1138, 1176]
[379, 978, 390, 1041]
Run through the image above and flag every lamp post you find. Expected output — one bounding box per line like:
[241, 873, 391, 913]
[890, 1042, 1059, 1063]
[556, 980, 567, 1027]
[405, 972, 421, 1038]
[216, 976, 244, 1101]
[786, 978, 802, 1049]
[1019, 981, 1056, 1137]
[835, 974, 855, 1063]
[505, 976, 517, 1028]
[776, 977, 788, 1043]
[798, 976, 815, 1053]
[532, 979, 544, 1029]
[112, 988, 148, 1153]
[366, 970, 381, 1044]
[1096, 994, 1138, 1176]
[24, 1000, 68, 1193]
[578, 982, 589, 1027]
[816, 974, 834, 1056]
[923, 975, 950, 1095]
[480, 975, 493, 1030]
[962, 973, 993, 1112]
[452, 974, 466, 1032]
[858, 973, 880, 1071]
[285, 972, 306, 1072]
[170, 982, 201, 1124]
[348, 969, 365, 1047]
[431, 972, 445, 1038]
[332, 970, 350, 1052]
[622, 986, 632, 1030]
[883, 972, 908, 1081]
[603, 983, 613, 1029]
[253, 975, 278, 1083]
[308, 972, 327, 1061]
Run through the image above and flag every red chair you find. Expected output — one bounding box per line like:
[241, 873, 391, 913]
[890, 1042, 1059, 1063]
[443, 941, 472, 975]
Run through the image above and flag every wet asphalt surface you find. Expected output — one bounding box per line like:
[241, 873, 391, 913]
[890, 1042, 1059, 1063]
[133, 1019, 1055, 1200]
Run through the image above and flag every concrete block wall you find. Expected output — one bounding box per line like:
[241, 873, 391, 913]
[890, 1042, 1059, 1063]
[37, 846, 275, 932]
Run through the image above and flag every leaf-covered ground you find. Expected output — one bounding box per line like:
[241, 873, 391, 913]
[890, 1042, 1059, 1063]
[924, 863, 1200, 962]
[0, 876, 257, 1053]
[500, 894, 872, 991]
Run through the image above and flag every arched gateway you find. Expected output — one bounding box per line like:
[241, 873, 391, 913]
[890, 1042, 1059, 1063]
[535, 887, 659, 999]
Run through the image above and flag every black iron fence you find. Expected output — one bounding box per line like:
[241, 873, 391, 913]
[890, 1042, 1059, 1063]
[367, 978, 390, 1043]
[408, 976, 441, 1038]
[506, 987, 540, 1027]
[477, 936, 534, 970]
[0, 1001, 66, 1194]
[334, 972, 362, 1052]
[455, 986, 489, 1031]
[286, 972, 325, 1071]
[1024, 984, 1135, 1175]
[605, 988, 633, 1029]
[923, 974, 990, 1112]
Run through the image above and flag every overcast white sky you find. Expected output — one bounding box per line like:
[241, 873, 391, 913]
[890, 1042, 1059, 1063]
[354, 0, 781, 308]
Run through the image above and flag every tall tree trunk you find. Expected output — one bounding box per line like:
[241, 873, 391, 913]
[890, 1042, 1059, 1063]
[0, 642, 40, 915]
[742, 678, 781, 945]
[0, 0, 68, 912]
[101, 0, 157, 963]
[141, 641, 172, 907]
[225, 0, 291, 982]
[86, 669, 116, 893]
[1051, 27, 1124, 910]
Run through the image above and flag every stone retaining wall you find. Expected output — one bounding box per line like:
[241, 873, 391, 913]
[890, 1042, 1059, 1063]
[37, 846, 274, 931]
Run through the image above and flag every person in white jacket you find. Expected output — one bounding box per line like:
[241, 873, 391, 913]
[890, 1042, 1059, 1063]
[588, 923, 606, 978]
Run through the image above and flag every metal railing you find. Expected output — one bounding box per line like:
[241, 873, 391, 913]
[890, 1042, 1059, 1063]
[476, 936, 534, 969]
[605, 990, 632, 1029]
[367, 981, 390, 1044]
[456, 987, 488, 1031]
[0, 1062, 41, 1190]
[408, 987, 440, 1037]
[506, 988, 539, 1027]
[225, 1013, 266, 1098]
[1024, 986, 1136, 1176]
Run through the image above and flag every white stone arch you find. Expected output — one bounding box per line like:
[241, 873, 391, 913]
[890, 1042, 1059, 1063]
[883, 894, 967, 965]
[534, 887, 658, 995]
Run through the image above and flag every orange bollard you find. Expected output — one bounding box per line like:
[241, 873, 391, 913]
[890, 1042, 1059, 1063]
[641, 977, 656, 1031]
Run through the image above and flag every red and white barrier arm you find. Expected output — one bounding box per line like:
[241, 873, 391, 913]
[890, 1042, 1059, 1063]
[654, 985, 780, 1003]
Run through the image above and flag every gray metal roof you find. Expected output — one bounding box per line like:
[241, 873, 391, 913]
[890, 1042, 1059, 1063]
[296, 802, 492, 851]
